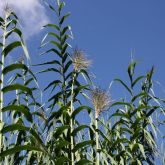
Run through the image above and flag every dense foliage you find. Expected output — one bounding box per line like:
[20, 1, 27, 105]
[0, 1, 165, 164]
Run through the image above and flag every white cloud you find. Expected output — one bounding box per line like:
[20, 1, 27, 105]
[0, 0, 49, 38]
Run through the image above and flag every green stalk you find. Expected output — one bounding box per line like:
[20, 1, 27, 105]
[0, 12, 7, 156]
[95, 115, 99, 165]
[23, 62, 29, 107]
[70, 73, 76, 165]
[16, 89, 20, 105]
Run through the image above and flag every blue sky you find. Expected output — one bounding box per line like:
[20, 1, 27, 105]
[2, 0, 164, 96]
[36, 0, 165, 99]
[66, 0, 165, 89]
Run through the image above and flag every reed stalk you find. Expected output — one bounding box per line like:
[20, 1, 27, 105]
[95, 115, 100, 165]
[70, 73, 76, 165]
[0, 10, 7, 157]
[91, 87, 111, 165]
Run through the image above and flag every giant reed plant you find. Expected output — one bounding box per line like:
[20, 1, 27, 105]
[91, 87, 111, 165]
[37, 1, 94, 163]
[0, 5, 45, 164]
[98, 61, 163, 164]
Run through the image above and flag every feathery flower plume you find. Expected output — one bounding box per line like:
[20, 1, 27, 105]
[91, 87, 111, 118]
[3, 3, 12, 16]
[72, 48, 91, 72]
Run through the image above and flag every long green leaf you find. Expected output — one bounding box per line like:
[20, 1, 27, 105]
[2, 105, 32, 122]
[72, 140, 94, 153]
[2, 84, 32, 95]
[1, 124, 43, 145]
[72, 106, 92, 120]
[43, 23, 60, 31]
[72, 125, 89, 136]
[0, 145, 43, 158]
[115, 78, 132, 95]
[2, 63, 28, 75]
[54, 125, 70, 138]
[3, 41, 21, 57]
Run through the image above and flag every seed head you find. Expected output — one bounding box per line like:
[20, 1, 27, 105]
[91, 87, 111, 119]
[72, 48, 91, 72]
[3, 3, 12, 16]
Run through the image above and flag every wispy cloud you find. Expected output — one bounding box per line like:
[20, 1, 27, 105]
[0, 0, 49, 38]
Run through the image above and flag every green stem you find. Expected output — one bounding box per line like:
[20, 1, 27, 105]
[0, 13, 7, 156]
[23, 64, 29, 107]
[70, 73, 76, 165]
[16, 89, 20, 105]
[59, 16, 67, 106]
[95, 116, 99, 165]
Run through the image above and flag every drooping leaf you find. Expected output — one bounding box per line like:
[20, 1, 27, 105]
[33, 60, 61, 66]
[54, 125, 70, 139]
[76, 159, 92, 165]
[43, 23, 60, 31]
[2, 63, 28, 75]
[5, 28, 22, 39]
[1, 124, 43, 144]
[2, 84, 32, 96]
[72, 106, 92, 119]
[72, 140, 94, 153]
[115, 78, 132, 95]
[2, 105, 32, 122]
[72, 125, 89, 137]
[3, 41, 22, 57]
[0, 145, 43, 158]
[44, 80, 61, 91]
